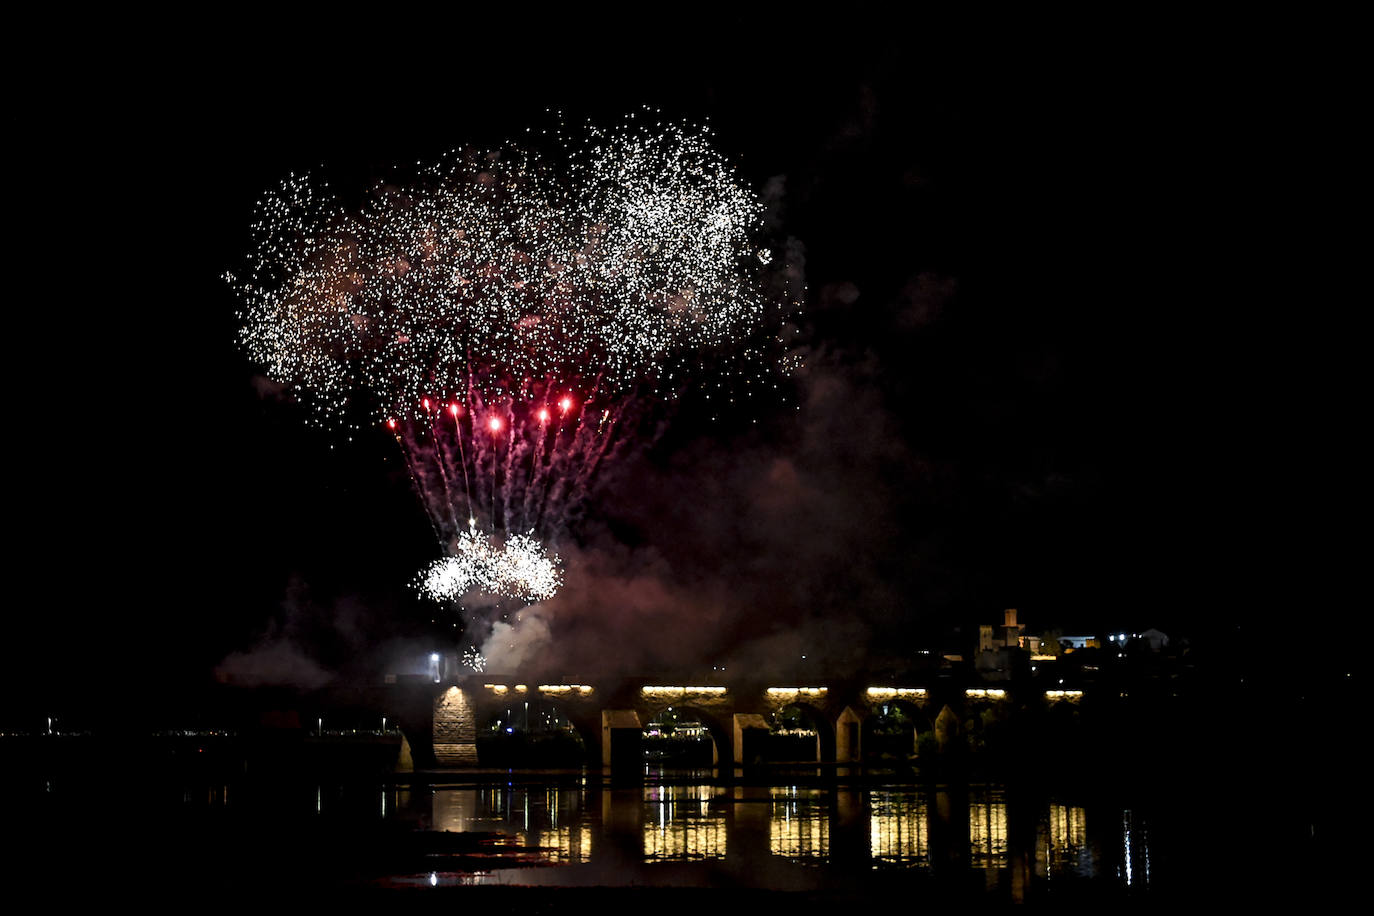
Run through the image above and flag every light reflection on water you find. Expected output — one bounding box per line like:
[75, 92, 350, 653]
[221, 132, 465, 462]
[1039, 802, 1092, 879]
[969, 786, 1008, 867]
[350, 776, 1148, 895]
[429, 782, 595, 863]
[870, 789, 929, 867]
[770, 786, 829, 861]
[644, 783, 729, 860]
[23, 766, 1164, 897]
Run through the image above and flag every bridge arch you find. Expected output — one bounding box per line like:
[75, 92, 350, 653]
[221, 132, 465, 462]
[641, 703, 731, 768]
[767, 702, 836, 764]
[862, 698, 932, 761]
[421, 677, 1104, 772]
[475, 695, 594, 767]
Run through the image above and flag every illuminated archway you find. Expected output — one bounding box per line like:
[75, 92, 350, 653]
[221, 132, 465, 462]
[863, 699, 932, 761]
[477, 697, 588, 767]
[766, 703, 836, 763]
[642, 705, 728, 768]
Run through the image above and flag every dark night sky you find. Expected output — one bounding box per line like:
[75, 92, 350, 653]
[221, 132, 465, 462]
[9, 19, 1318, 721]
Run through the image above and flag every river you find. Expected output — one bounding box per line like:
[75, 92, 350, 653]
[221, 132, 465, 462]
[5, 734, 1285, 903]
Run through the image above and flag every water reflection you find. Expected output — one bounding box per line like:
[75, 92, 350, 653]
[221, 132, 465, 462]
[29, 768, 1168, 897]
[428, 783, 594, 863]
[1121, 808, 1150, 890]
[969, 787, 1008, 867]
[644, 783, 728, 860]
[870, 789, 929, 867]
[398, 778, 1151, 897]
[1038, 803, 1090, 878]
[770, 786, 828, 861]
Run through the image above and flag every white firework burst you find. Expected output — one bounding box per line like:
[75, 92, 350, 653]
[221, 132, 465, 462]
[418, 523, 563, 604]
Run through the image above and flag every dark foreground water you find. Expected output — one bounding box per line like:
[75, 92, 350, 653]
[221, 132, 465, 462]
[0, 735, 1328, 905]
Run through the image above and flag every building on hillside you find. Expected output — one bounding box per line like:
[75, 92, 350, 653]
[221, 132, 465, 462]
[977, 609, 1029, 681]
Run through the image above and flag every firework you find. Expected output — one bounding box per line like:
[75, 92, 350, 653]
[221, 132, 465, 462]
[419, 523, 563, 604]
[234, 120, 768, 418]
[461, 647, 487, 673]
[230, 114, 789, 623]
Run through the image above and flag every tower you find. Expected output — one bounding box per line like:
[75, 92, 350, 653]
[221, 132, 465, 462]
[1003, 608, 1022, 649]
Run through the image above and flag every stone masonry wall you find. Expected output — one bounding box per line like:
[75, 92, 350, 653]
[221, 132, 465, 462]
[433, 687, 479, 766]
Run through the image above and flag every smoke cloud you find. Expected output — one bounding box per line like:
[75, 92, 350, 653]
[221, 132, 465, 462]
[214, 577, 372, 689]
[215, 638, 332, 690]
[471, 340, 926, 679]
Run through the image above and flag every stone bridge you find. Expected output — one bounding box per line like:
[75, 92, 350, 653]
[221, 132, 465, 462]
[384, 673, 1087, 770]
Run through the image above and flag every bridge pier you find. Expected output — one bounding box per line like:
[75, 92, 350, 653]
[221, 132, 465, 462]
[934, 704, 961, 753]
[433, 686, 478, 766]
[602, 709, 643, 771]
[733, 714, 770, 766]
[836, 706, 863, 763]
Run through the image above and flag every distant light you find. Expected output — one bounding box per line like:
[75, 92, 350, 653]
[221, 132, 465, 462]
[643, 685, 728, 695]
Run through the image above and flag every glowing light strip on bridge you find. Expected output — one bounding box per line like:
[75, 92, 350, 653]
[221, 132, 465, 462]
[641, 686, 728, 697]
[866, 687, 927, 698]
[765, 687, 828, 697]
[965, 688, 1008, 698]
[537, 685, 594, 695]
[482, 683, 594, 696]
[1044, 689, 1084, 699]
